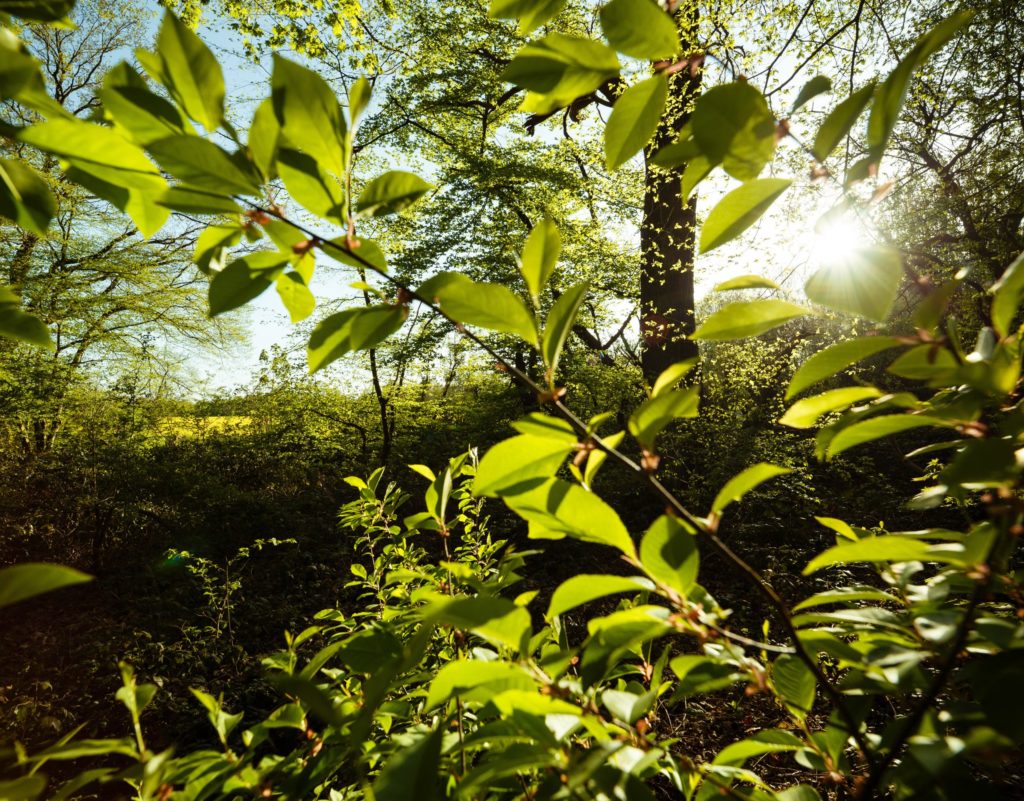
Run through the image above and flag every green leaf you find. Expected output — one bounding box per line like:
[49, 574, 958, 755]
[150, 11, 225, 131]
[307, 305, 408, 372]
[793, 585, 898, 611]
[373, 727, 443, 801]
[208, 252, 289, 316]
[887, 344, 959, 383]
[713, 274, 779, 292]
[276, 272, 315, 323]
[791, 76, 831, 112]
[0, 157, 54, 235]
[547, 574, 653, 618]
[599, 0, 680, 61]
[489, 0, 566, 35]
[501, 34, 620, 116]
[628, 386, 699, 450]
[691, 82, 776, 180]
[804, 246, 903, 322]
[156, 186, 240, 215]
[356, 171, 433, 217]
[803, 535, 936, 575]
[680, 154, 713, 201]
[779, 387, 883, 429]
[348, 77, 372, 124]
[602, 688, 657, 724]
[670, 655, 744, 697]
[520, 217, 561, 301]
[248, 98, 280, 181]
[147, 136, 259, 195]
[650, 358, 696, 397]
[542, 282, 588, 375]
[473, 434, 573, 497]
[504, 477, 635, 556]
[418, 272, 537, 345]
[98, 62, 192, 146]
[772, 654, 815, 719]
[713, 729, 804, 766]
[777, 787, 823, 801]
[194, 223, 242, 275]
[990, 252, 1024, 337]
[825, 415, 944, 459]
[700, 178, 792, 253]
[0, 286, 51, 348]
[276, 148, 345, 222]
[786, 336, 903, 399]
[605, 75, 667, 171]
[693, 299, 810, 340]
[510, 412, 577, 443]
[811, 83, 874, 162]
[271, 55, 346, 177]
[867, 11, 974, 161]
[0, 563, 90, 608]
[18, 118, 164, 193]
[0, 0, 74, 22]
[429, 596, 532, 651]
[426, 660, 535, 708]
[0, 776, 47, 801]
[639, 514, 698, 596]
[712, 463, 791, 515]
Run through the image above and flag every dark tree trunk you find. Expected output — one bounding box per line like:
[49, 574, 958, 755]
[640, 5, 701, 383]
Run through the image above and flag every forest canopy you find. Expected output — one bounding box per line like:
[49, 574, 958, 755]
[1, 0, 1023, 800]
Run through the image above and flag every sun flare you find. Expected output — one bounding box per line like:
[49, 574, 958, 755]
[811, 214, 871, 268]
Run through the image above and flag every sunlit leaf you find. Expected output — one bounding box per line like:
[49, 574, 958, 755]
[772, 655, 815, 719]
[489, 0, 566, 35]
[700, 178, 792, 252]
[547, 574, 653, 618]
[520, 217, 561, 301]
[713, 274, 779, 292]
[779, 387, 883, 429]
[418, 272, 537, 345]
[0, 563, 91, 608]
[605, 75, 667, 170]
[639, 515, 698, 596]
[811, 83, 874, 162]
[791, 76, 831, 112]
[691, 83, 776, 181]
[599, 0, 679, 60]
[356, 171, 433, 217]
[0, 157, 54, 235]
[542, 282, 588, 375]
[307, 305, 408, 371]
[473, 434, 573, 497]
[786, 336, 903, 399]
[148, 11, 225, 132]
[711, 463, 791, 514]
[0, 286, 51, 348]
[271, 54, 346, 176]
[693, 299, 810, 340]
[804, 246, 903, 322]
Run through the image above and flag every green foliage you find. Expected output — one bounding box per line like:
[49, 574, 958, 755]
[2, 4, 1022, 801]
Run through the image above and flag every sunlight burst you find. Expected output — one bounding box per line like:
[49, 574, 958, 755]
[811, 214, 871, 268]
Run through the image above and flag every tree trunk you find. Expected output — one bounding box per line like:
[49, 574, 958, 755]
[640, 5, 701, 383]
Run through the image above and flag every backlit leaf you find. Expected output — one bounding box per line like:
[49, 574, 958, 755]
[712, 463, 791, 514]
[356, 171, 433, 217]
[786, 336, 903, 399]
[599, 0, 679, 60]
[0, 563, 91, 608]
[307, 305, 408, 371]
[700, 178, 792, 252]
[804, 246, 903, 322]
[605, 75, 667, 170]
[693, 299, 810, 340]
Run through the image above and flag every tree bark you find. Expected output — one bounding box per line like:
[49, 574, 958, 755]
[640, 5, 701, 383]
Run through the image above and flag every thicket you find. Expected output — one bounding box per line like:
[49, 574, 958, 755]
[1, 1, 1023, 800]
